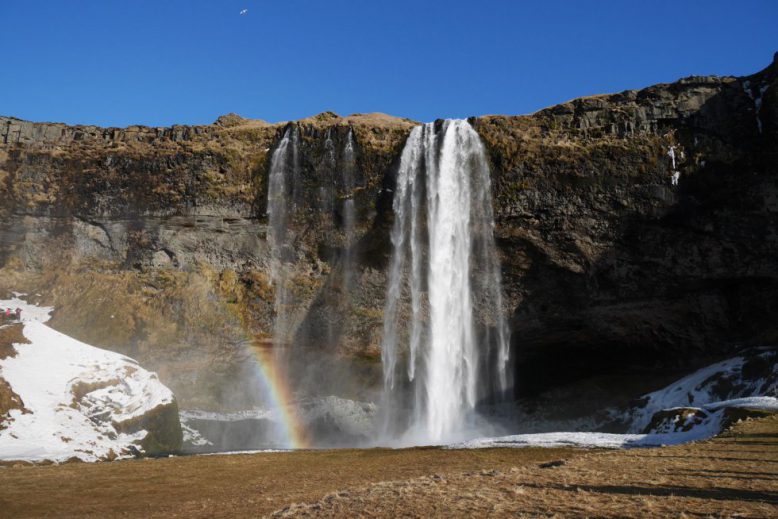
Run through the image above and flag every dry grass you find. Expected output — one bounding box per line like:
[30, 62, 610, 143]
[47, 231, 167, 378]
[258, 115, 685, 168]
[1, 416, 777, 517]
[277, 416, 778, 518]
[0, 324, 30, 428]
[294, 111, 416, 130]
[0, 377, 27, 430]
[0, 323, 28, 360]
[0, 446, 579, 518]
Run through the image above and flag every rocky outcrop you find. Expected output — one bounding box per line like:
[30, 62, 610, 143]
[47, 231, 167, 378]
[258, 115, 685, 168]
[643, 405, 777, 435]
[643, 407, 710, 434]
[0, 54, 776, 412]
[114, 398, 183, 455]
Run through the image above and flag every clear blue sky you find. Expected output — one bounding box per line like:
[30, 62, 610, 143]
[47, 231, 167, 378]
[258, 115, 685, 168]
[2, 1, 776, 127]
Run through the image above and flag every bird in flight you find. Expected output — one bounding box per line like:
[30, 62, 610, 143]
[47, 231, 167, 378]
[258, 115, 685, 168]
[240, 9, 248, 15]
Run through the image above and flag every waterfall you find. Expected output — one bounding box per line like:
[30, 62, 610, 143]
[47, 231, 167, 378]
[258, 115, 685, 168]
[321, 128, 337, 225]
[267, 125, 301, 352]
[321, 126, 357, 245]
[342, 129, 357, 241]
[258, 125, 304, 446]
[381, 119, 511, 444]
[341, 129, 357, 285]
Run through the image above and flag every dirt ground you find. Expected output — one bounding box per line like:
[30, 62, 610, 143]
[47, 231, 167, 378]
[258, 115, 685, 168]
[0, 416, 776, 518]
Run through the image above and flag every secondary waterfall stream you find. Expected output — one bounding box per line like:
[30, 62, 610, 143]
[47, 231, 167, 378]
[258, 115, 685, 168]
[267, 125, 301, 354]
[340, 128, 358, 286]
[381, 119, 511, 445]
[263, 124, 371, 447]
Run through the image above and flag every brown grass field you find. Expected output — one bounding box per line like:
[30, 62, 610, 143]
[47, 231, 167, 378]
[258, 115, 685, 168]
[1, 416, 776, 518]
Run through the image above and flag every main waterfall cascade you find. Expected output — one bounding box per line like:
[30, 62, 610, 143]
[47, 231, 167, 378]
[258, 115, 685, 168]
[259, 120, 511, 448]
[381, 119, 512, 445]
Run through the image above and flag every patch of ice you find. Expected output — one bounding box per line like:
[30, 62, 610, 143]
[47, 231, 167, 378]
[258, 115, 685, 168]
[451, 410, 727, 450]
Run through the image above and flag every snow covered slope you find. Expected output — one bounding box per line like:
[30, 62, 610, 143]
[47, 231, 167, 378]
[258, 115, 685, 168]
[453, 395, 778, 450]
[625, 349, 778, 433]
[454, 350, 777, 451]
[0, 295, 182, 462]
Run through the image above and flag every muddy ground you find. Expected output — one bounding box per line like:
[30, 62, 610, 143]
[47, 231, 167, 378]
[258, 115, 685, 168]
[1, 416, 776, 518]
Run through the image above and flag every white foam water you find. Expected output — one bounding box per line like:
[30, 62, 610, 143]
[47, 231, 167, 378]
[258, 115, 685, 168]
[381, 120, 511, 445]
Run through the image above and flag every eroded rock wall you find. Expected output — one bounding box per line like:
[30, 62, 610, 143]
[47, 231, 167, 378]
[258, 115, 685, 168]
[1, 55, 776, 410]
[0, 112, 415, 408]
[476, 54, 778, 397]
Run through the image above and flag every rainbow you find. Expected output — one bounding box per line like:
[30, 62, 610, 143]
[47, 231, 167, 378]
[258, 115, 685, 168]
[246, 343, 308, 449]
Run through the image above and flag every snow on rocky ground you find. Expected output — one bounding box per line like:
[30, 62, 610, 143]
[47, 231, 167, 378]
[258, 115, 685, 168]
[455, 350, 777, 451]
[0, 295, 178, 462]
[453, 396, 778, 450]
[453, 428, 715, 450]
[624, 349, 777, 433]
[704, 395, 778, 411]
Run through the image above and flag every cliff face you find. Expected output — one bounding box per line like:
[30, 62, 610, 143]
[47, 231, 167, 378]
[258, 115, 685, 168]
[476, 56, 778, 397]
[0, 111, 416, 408]
[1, 55, 776, 410]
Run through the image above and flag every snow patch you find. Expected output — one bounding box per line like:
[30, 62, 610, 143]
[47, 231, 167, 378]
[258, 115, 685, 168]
[704, 396, 778, 412]
[452, 396, 778, 450]
[181, 422, 213, 447]
[454, 353, 777, 451]
[1, 294, 53, 323]
[624, 351, 777, 433]
[0, 297, 177, 462]
[450, 424, 718, 450]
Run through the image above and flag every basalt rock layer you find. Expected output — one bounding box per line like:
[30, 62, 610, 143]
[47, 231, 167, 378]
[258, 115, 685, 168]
[1, 55, 776, 411]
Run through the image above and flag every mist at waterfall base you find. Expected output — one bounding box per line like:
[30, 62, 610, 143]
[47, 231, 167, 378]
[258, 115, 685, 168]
[182, 120, 517, 452]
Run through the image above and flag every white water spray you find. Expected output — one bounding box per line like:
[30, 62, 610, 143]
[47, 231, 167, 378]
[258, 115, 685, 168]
[381, 120, 511, 444]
